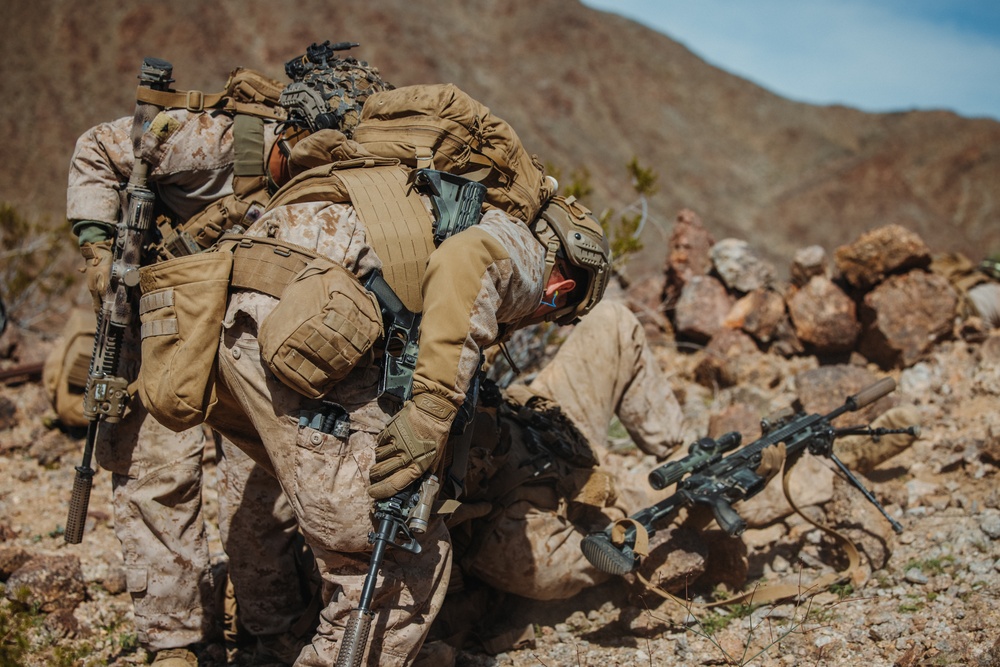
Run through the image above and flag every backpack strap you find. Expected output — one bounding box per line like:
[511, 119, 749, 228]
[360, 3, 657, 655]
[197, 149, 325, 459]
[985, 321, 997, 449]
[134, 67, 288, 121]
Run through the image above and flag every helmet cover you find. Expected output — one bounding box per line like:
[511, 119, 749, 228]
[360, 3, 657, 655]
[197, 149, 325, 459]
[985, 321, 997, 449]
[280, 41, 392, 137]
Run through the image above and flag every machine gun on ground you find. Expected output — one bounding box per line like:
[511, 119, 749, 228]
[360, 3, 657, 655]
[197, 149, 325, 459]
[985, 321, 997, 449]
[581, 377, 919, 576]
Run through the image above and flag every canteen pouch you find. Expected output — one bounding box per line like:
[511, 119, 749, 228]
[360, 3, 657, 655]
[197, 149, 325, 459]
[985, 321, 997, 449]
[137, 251, 234, 431]
[258, 257, 382, 399]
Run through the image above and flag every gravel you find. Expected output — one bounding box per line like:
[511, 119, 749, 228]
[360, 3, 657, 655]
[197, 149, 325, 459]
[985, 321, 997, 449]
[2, 332, 1000, 667]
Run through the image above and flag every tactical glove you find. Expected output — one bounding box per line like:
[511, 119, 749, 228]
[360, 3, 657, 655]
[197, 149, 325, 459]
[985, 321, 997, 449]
[80, 239, 114, 314]
[369, 392, 457, 499]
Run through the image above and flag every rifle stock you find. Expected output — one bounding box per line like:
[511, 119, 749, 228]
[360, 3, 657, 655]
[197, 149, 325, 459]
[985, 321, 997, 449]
[582, 378, 914, 575]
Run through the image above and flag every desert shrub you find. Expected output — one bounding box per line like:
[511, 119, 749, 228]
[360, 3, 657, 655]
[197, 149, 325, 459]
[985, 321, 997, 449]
[0, 203, 76, 329]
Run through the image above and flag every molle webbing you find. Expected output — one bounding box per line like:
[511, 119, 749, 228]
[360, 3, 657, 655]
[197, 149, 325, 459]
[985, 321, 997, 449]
[265, 162, 435, 313]
[333, 167, 435, 312]
[219, 236, 324, 299]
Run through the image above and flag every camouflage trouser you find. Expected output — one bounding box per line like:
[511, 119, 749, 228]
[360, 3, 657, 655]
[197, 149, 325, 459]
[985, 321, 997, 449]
[211, 312, 451, 667]
[97, 398, 307, 651]
[462, 460, 620, 601]
[462, 300, 686, 601]
[98, 404, 215, 651]
[528, 299, 686, 513]
[217, 438, 313, 642]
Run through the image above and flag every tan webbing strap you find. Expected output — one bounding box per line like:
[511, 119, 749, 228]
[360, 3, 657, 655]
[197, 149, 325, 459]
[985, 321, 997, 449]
[223, 99, 287, 121]
[334, 166, 435, 312]
[636, 453, 863, 610]
[780, 451, 864, 588]
[140, 317, 179, 339]
[136, 86, 228, 112]
[220, 236, 324, 299]
[135, 87, 286, 120]
[139, 288, 174, 315]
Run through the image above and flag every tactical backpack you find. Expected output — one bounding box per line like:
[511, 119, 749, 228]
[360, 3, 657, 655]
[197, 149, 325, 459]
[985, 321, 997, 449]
[43, 308, 97, 428]
[353, 83, 555, 225]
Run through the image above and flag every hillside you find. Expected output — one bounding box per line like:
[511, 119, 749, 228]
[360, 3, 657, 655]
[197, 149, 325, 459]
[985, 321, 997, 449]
[2, 0, 999, 284]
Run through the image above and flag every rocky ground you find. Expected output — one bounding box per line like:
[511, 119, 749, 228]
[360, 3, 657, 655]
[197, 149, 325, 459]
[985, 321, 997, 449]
[2, 312, 1000, 667]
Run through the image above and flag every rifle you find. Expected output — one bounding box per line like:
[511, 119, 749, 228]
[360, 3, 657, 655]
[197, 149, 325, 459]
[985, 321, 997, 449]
[581, 377, 920, 576]
[64, 57, 174, 545]
[334, 476, 438, 667]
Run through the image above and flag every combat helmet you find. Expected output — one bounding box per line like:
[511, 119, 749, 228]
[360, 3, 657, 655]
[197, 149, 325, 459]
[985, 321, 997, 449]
[529, 194, 612, 326]
[279, 40, 392, 137]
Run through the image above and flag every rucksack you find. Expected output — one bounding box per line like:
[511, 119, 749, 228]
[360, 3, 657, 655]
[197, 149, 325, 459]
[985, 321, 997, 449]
[352, 83, 555, 224]
[42, 308, 97, 428]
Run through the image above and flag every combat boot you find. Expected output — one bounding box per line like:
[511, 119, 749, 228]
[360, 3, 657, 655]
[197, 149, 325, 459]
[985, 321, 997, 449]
[151, 647, 198, 666]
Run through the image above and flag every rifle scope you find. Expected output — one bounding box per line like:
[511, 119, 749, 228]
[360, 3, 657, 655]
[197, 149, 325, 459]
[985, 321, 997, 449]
[648, 431, 742, 490]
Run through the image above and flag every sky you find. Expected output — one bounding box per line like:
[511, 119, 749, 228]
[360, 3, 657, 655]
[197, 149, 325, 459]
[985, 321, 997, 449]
[580, 0, 1000, 121]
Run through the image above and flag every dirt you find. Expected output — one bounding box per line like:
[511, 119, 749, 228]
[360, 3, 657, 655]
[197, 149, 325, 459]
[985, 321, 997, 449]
[2, 313, 999, 667]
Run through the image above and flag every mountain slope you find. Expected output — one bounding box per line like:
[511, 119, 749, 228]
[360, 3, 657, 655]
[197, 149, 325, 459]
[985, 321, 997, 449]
[2, 0, 998, 275]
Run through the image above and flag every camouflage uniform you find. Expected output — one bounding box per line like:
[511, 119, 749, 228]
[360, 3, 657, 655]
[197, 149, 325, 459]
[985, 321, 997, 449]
[207, 200, 548, 666]
[452, 299, 686, 600]
[67, 111, 309, 654]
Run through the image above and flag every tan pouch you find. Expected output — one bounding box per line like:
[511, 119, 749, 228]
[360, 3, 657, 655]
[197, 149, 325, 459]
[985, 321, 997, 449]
[136, 250, 234, 431]
[42, 308, 97, 428]
[258, 258, 382, 399]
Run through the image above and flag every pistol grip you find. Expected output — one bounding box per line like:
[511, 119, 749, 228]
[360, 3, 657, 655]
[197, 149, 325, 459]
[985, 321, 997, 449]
[707, 497, 746, 537]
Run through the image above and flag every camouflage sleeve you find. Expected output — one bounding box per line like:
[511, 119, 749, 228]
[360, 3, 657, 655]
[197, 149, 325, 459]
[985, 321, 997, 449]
[66, 117, 134, 228]
[412, 211, 546, 406]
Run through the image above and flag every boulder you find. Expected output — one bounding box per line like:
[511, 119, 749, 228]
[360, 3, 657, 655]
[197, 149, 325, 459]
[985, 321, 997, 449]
[0, 547, 33, 579]
[5, 554, 86, 613]
[794, 364, 895, 425]
[858, 270, 958, 368]
[673, 275, 733, 343]
[833, 224, 931, 290]
[633, 524, 708, 594]
[707, 402, 761, 442]
[663, 209, 715, 308]
[710, 238, 776, 293]
[787, 276, 861, 354]
[724, 288, 787, 344]
[790, 244, 829, 287]
[625, 274, 675, 346]
[694, 328, 759, 388]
